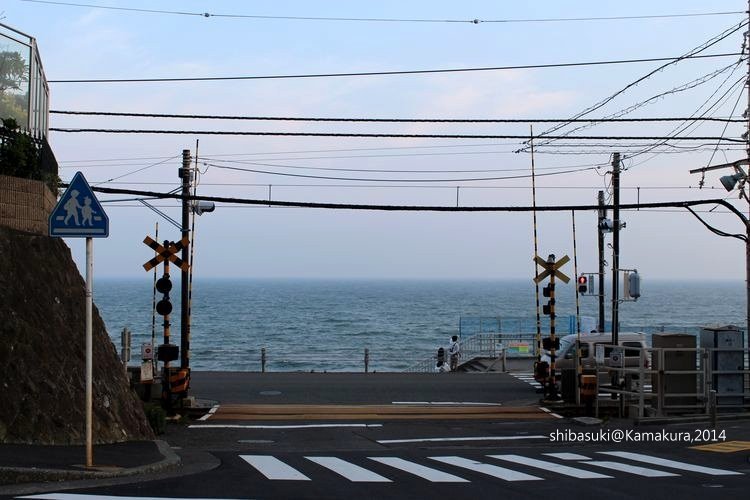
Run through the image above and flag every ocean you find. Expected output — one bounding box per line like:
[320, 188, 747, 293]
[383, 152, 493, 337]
[94, 278, 747, 373]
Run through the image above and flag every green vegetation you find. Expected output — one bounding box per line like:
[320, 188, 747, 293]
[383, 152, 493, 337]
[0, 117, 59, 191]
[143, 402, 167, 435]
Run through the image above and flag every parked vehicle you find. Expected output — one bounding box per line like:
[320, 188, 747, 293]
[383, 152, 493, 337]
[535, 332, 649, 382]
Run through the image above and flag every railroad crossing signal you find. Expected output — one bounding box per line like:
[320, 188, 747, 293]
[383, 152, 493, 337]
[142, 236, 190, 272]
[533, 254, 571, 284]
[533, 253, 569, 402]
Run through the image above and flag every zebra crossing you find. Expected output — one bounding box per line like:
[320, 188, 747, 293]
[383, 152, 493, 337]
[510, 372, 652, 396]
[238, 450, 742, 483]
[511, 372, 543, 390]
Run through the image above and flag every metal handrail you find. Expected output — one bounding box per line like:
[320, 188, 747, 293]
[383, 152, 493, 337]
[405, 332, 538, 372]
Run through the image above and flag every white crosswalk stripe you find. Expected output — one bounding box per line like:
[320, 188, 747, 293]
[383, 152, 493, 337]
[429, 456, 542, 481]
[488, 454, 612, 479]
[306, 456, 392, 482]
[368, 457, 469, 482]
[598, 451, 742, 476]
[584, 460, 679, 477]
[240, 455, 310, 481]
[236, 451, 744, 483]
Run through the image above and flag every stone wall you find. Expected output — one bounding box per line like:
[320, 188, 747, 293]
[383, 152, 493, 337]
[0, 225, 154, 444]
[0, 174, 57, 235]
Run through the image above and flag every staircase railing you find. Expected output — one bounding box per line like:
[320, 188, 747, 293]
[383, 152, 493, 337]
[406, 332, 537, 372]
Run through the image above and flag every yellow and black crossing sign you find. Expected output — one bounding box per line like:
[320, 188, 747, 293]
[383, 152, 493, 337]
[142, 235, 190, 272]
[533, 254, 571, 284]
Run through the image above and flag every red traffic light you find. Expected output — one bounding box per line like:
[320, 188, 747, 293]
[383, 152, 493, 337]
[577, 274, 588, 294]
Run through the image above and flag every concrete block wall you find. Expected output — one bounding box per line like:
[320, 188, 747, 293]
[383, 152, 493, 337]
[0, 175, 57, 235]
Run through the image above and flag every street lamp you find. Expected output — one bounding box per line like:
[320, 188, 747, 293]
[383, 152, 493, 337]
[689, 159, 750, 362]
[719, 171, 747, 192]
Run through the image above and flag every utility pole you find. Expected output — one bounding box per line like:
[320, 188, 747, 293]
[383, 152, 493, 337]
[179, 149, 191, 370]
[597, 190, 606, 333]
[745, 0, 750, 356]
[611, 153, 621, 345]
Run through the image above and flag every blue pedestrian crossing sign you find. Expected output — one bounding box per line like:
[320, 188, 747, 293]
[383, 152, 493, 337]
[49, 171, 109, 237]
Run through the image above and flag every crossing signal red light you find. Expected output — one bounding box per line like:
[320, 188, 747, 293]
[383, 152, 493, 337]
[577, 275, 588, 294]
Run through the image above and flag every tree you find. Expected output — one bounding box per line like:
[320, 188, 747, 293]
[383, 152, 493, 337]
[0, 50, 29, 126]
[0, 50, 28, 93]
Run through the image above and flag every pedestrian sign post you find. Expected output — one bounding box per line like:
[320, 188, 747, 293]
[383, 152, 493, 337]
[48, 171, 108, 469]
[49, 171, 109, 237]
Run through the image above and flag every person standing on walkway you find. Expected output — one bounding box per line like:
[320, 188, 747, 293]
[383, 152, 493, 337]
[449, 335, 460, 371]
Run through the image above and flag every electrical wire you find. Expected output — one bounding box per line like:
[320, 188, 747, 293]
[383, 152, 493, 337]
[20, 1, 745, 23]
[61, 184, 750, 217]
[625, 74, 746, 165]
[200, 157, 604, 173]
[91, 154, 181, 186]
[519, 59, 746, 141]
[204, 162, 598, 183]
[46, 53, 741, 84]
[50, 110, 743, 123]
[523, 20, 748, 149]
[49, 128, 746, 141]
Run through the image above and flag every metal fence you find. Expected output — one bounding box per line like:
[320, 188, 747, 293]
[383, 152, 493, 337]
[591, 345, 749, 420]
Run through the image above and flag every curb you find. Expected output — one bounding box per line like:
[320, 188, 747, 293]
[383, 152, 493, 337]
[0, 439, 179, 489]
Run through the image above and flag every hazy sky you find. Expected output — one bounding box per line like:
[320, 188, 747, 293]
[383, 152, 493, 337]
[4, 1, 750, 281]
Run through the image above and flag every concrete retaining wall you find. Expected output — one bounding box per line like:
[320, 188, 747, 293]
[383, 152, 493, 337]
[0, 175, 57, 235]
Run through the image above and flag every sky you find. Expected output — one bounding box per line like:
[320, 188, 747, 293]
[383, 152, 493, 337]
[3, 0, 750, 281]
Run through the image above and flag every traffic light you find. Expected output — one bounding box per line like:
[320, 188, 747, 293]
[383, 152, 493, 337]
[542, 298, 555, 316]
[577, 274, 588, 294]
[155, 274, 173, 315]
[542, 337, 560, 351]
[627, 270, 641, 299]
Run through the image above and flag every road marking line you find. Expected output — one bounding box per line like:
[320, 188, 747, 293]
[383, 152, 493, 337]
[488, 454, 611, 479]
[377, 435, 547, 444]
[369, 456, 469, 482]
[306, 456, 392, 482]
[240, 455, 310, 481]
[391, 401, 502, 406]
[197, 404, 220, 421]
[599, 451, 743, 475]
[539, 407, 563, 418]
[584, 460, 679, 477]
[691, 441, 750, 453]
[544, 452, 591, 460]
[20, 495, 245, 500]
[190, 423, 383, 429]
[429, 456, 542, 481]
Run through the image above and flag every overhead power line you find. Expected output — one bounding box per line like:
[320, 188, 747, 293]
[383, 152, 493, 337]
[49, 128, 746, 142]
[205, 162, 597, 183]
[46, 53, 741, 84]
[21, 1, 745, 24]
[49, 110, 743, 123]
[68, 184, 747, 218]
[524, 20, 747, 149]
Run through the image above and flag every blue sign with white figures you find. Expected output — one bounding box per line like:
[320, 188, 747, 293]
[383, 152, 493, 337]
[49, 171, 109, 237]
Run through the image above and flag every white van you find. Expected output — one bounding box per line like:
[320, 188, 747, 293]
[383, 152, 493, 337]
[540, 332, 649, 371]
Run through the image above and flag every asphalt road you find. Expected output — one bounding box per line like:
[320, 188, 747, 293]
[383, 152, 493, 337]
[8, 371, 750, 500]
